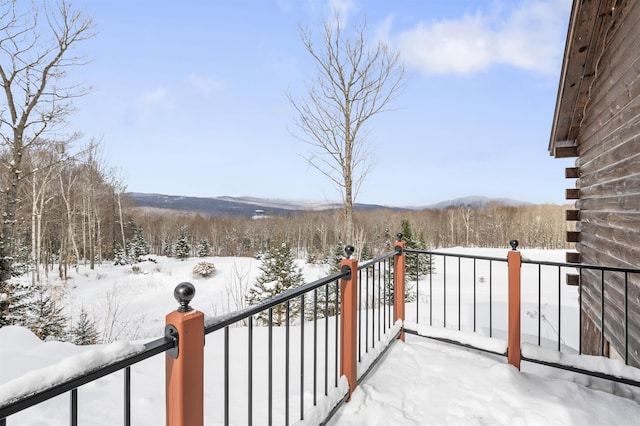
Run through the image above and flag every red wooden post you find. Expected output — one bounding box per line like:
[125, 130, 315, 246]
[394, 236, 406, 342]
[166, 283, 204, 426]
[507, 240, 522, 370]
[339, 246, 358, 400]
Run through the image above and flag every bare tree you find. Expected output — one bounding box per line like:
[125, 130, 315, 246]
[288, 12, 404, 243]
[0, 0, 94, 282]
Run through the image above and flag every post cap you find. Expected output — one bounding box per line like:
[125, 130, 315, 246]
[509, 240, 519, 251]
[174, 282, 195, 312]
[344, 245, 355, 259]
[396, 233, 403, 241]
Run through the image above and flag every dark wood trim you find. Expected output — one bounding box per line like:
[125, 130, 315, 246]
[555, 146, 579, 158]
[566, 251, 581, 263]
[566, 210, 580, 221]
[566, 274, 580, 286]
[566, 188, 580, 199]
[565, 167, 580, 178]
[567, 231, 581, 242]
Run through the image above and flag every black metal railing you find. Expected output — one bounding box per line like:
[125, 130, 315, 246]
[402, 246, 640, 386]
[201, 247, 401, 425]
[0, 329, 176, 425]
[1, 244, 403, 426]
[518, 259, 640, 370]
[203, 268, 347, 425]
[403, 248, 509, 356]
[355, 250, 400, 377]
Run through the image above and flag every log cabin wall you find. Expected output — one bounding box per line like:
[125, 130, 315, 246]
[550, 0, 640, 366]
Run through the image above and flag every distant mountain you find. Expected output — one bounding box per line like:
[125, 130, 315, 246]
[126, 193, 534, 218]
[422, 195, 532, 210]
[127, 193, 406, 218]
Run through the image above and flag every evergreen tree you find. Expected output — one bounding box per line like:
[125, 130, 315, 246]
[25, 284, 68, 341]
[328, 242, 346, 273]
[174, 234, 191, 260]
[383, 221, 434, 305]
[71, 306, 99, 345]
[401, 220, 434, 281]
[0, 280, 29, 326]
[361, 244, 374, 261]
[127, 226, 149, 261]
[196, 238, 210, 257]
[245, 241, 305, 325]
[113, 246, 130, 266]
[308, 243, 345, 319]
[162, 238, 172, 256]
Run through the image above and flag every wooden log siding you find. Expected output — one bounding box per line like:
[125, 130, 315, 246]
[579, 268, 640, 366]
[563, 0, 640, 362]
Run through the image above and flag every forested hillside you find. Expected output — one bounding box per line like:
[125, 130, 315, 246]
[128, 202, 573, 262]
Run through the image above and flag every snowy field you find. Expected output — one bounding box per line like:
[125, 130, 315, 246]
[2, 248, 640, 425]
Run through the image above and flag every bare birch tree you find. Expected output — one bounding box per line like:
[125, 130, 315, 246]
[288, 12, 404, 243]
[0, 0, 94, 282]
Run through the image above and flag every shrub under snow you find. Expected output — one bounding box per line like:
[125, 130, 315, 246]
[192, 261, 215, 278]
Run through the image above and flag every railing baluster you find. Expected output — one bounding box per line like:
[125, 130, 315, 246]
[458, 257, 461, 331]
[558, 266, 562, 351]
[324, 284, 329, 397]
[489, 260, 493, 338]
[334, 280, 340, 388]
[358, 269, 362, 362]
[285, 301, 290, 425]
[538, 264, 542, 346]
[365, 268, 369, 354]
[625, 272, 629, 364]
[124, 367, 131, 426]
[443, 255, 447, 328]
[248, 316, 253, 426]
[377, 264, 381, 340]
[579, 267, 583, 355]
[268, 308, 273, 426]
[300, 294, 305, 422]
[473, 258, 477, 332]
[416, 253, 420, 326]
[601, 270, 605, 356]
[371, 268, 375, 349]
[225, 326, 230, 425]
[429, 259, 433, 326]
[70, 388, 77, 426]
[313, 289, 318, 406]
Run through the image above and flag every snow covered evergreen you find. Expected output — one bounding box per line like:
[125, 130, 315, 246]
[245, 241, 304, 325]
[174, 234, 191, 261]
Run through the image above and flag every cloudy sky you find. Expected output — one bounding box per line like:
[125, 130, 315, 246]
[69, 0, 574, 207]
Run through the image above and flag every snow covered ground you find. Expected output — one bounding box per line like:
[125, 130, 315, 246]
[2, 249, 640, 425]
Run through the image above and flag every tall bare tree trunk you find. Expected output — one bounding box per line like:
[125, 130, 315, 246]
[0, 1, 94, 282]
[288, 11, 404, 247]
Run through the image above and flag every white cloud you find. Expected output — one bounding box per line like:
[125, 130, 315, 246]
[187, 74, 224, 96]
[389, 0, 571, 76]
[134, 87, 172, 122]
[327, 0, 356, 19]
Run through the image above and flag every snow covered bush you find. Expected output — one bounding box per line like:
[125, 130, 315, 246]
[193, 261, 215, 277]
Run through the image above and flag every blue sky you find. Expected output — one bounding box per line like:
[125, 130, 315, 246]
[70, 0, 574, 207]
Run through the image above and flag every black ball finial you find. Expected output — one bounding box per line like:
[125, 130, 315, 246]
[174, 282, 195, 312]
[509, 240, 519, 251]
[344, 245, 355, 259]
[396, 233, 403, 241]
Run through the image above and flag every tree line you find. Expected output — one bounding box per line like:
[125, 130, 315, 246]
[128, 202, 573, 263]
